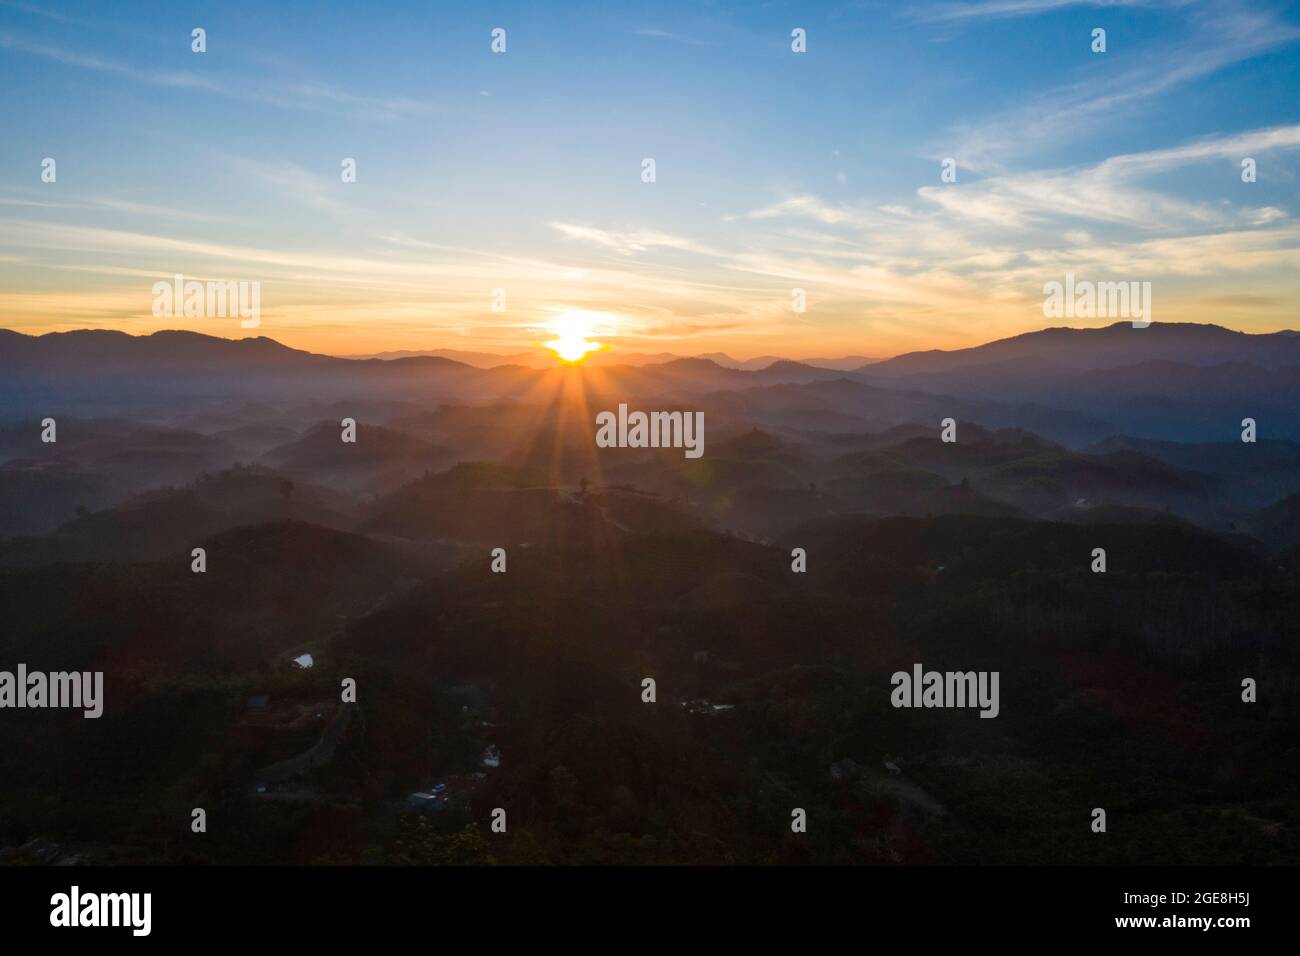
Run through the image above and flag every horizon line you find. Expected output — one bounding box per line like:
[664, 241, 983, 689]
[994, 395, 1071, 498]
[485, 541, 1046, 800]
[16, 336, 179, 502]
[4, 318, 1298, 368]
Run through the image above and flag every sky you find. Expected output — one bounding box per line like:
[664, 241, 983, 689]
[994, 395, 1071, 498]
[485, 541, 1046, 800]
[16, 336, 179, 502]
[1, 0, 1299, 360]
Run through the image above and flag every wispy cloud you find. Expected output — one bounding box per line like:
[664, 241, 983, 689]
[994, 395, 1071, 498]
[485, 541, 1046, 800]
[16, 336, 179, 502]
[551, 223, 723, 257]
[10, 118, 1295, 354]
[0, 216, 782, 348]
[631, 26, 715, 46]
[917, 0, 1189, 24]
[917, 124, 1300, 231]
[730, 196, 859, 226]
[0, 0, 83, 25]
[4, 1, 1298, 357]
[707, 120, 1300, 346]
[0, 31, 437, 118]
[225, 158, 353, 217]
[0, 32, 221, 90]
[930, 6, 1300, 172]
[0, 193, 228, 223]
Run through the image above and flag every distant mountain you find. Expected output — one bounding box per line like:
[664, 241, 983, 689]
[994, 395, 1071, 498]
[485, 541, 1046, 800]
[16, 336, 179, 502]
[702, 378, 1115, 446]
[0, 458, 117, 537]
[360, 462, 619, 549]
[0, 465, 359, 566]
[855, 324, 1300, 442]
[0, 519, 426, 671]
[587, 351, 882, 371]
[787, 513, 1268, 590]
[694, 352, 878, 371]
[0, 328, 329, 375]
[1247, 492, 1300, 550]
[348, 346, 881, 371]
[793, 355, 882, 371]
[0, 328, 480, 399]
[0, 419, 244, 534]
[824, 424, 1209, 520]
[261, 421, 450, 494]
[1089, 436, 1300, 514]
[860, 322, 1300, 377]
[349, 347, 543, 366]
[3, 323, 1296, 445]
[352, 348, 762, 369]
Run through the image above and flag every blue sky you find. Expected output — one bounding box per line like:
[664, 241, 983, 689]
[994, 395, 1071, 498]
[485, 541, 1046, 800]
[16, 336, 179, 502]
[1, 0, 1298, 358]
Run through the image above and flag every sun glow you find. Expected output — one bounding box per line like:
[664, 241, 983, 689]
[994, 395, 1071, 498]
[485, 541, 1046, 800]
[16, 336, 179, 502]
[544, 310, 605, 363]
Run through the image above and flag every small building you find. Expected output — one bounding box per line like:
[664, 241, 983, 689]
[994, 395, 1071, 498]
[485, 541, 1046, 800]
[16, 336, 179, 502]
[406, 791, 447, 815]
[680, 699, 734, 716]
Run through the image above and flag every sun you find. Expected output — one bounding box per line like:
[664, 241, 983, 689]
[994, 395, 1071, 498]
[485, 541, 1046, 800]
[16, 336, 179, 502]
[544, 310, 605, 363]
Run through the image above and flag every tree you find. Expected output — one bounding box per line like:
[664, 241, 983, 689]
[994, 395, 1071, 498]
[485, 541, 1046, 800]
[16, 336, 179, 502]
[388, 819, 496, 865]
